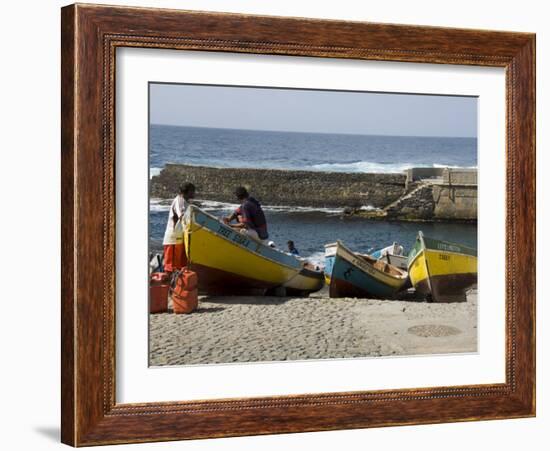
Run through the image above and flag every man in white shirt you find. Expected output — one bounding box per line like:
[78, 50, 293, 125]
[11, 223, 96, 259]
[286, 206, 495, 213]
[163, 182, 196, 272]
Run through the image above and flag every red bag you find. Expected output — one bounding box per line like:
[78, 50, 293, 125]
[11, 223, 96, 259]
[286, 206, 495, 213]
[170, 268, 199, 314]
[150, 272, 170, 313]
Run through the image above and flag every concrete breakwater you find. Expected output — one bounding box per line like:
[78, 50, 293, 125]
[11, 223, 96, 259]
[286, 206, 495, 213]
[151, 164, 406, 209]
[150, 164, 477, 221]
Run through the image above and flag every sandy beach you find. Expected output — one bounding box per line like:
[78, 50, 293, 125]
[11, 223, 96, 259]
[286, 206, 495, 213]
[149, 288, 477, 366]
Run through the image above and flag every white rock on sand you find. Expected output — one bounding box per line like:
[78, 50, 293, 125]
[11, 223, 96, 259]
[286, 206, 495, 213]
[149, 289, 477, 366]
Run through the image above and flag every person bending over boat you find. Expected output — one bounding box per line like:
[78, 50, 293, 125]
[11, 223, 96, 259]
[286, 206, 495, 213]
[163, 182, 196, 272]
[223, 186, 269, 244]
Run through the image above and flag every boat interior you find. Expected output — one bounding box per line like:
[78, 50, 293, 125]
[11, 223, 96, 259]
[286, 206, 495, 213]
[358, 253, 406, 277]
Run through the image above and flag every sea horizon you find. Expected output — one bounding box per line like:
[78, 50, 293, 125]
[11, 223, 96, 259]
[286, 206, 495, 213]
[149, 124, 477, 176]
[150, 123, 477, 140]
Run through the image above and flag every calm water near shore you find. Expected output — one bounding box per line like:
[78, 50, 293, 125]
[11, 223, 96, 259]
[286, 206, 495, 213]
[149, 201, 477, 266]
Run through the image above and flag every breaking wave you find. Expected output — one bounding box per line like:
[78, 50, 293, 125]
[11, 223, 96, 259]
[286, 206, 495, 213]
[149, 198, 373, 215]
[149, 167, 162, 179]
[303, 251, 326, 268]
[310, 161, 476, 173]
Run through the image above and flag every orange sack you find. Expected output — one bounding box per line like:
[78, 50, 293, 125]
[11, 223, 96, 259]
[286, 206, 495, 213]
[172, 289, 198, 314]
[170, 268, 199, 314]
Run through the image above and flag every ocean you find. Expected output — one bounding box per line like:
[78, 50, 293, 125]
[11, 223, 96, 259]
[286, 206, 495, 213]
[149, 125, 477, 264]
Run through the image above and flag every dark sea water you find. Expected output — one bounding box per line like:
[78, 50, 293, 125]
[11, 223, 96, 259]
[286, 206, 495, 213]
[150, 125, 477, 175]
[149, 125, 477, 264]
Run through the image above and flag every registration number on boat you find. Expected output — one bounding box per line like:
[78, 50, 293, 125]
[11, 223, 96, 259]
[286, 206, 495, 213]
[232, 233, 251, 247]
[217, 224, 251, 247]
[349, 256, 376, 276]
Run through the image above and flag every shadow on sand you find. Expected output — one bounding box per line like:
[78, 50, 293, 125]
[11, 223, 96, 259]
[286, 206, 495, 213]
[201, 296, 295, 306]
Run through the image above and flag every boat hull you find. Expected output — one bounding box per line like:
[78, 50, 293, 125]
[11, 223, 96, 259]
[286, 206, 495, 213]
[184, 206, 302, 295]
[408, 233, 477, 302]
[187, 262, 276, 295]
[329, 241, 408, 299]
[323, 243, 337, 285]
[284, 266, 325, 295]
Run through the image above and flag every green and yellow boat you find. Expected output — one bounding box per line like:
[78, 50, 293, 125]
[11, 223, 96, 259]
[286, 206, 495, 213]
[407, 232, 477, 302]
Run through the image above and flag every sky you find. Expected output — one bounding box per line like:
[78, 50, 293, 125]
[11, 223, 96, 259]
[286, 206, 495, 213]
[149, 83, 477, 138]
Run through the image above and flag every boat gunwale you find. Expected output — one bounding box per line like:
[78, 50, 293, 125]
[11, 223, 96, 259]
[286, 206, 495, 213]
[420, 231, 478, 257]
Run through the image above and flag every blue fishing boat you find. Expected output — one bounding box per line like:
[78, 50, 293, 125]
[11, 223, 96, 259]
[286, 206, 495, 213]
[329, 241, 409, 299]
[323, 242, 337, 284]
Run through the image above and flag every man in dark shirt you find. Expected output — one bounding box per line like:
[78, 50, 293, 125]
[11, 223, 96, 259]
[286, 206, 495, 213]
[223, 186, 269, 242]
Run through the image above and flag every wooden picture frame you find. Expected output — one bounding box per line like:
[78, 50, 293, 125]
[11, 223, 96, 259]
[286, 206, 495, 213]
[61, 3, 535, 446]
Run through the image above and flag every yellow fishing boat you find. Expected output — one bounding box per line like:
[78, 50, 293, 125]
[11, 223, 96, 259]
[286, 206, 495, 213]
[407, 232, 477, 302]
[184, 205, 309, 295]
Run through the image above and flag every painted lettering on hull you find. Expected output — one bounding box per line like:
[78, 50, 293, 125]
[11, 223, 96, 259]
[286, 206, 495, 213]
[216, 224, 251, 247]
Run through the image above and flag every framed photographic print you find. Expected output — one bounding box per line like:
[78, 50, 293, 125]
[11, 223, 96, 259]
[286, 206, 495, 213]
[61, 3, 536, 446]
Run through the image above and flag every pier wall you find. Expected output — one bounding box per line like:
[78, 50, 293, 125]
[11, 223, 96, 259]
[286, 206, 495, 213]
[151, 164, 407, 208]
[383, 183, 477, 221]
[385, 169, 477, 221]
[151, 164, 477, 221]
[432, 184, 477, 220]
